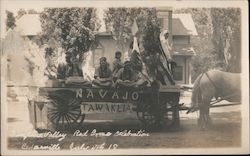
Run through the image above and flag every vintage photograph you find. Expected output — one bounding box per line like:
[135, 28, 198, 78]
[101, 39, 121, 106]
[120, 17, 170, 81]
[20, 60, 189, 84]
[1, 0, 249, 155]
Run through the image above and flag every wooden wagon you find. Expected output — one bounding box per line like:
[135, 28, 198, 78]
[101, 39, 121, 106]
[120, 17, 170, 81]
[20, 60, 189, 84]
[28, 85, 180, 131]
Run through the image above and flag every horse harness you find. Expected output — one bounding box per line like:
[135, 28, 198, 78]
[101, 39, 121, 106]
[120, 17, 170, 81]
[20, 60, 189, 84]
[204, 72, 221, 100]
[200, 72, 238, 104]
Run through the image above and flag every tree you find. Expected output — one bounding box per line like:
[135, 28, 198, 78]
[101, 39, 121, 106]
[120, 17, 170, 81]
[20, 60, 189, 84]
[175, 8, 241, 80]
[6, 11, 16, 31]
[40, 8, 101, 63]
[174, 8, 235, 81]
[104, 8, 161, 54]
[16, 9, 27, 19]
[211, 8, 241, 72]
[27, 9, 38, 14]
[105, 8, 177, 83]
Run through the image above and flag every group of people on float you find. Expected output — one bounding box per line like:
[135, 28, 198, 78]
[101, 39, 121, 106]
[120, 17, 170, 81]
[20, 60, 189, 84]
[92, 46, 148, 88]
[54, 29, 175, 88]
[55, 41, 148, 88]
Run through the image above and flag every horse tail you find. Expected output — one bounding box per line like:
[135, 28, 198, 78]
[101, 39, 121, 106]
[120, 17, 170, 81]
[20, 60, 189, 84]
[187, 73, 204, 114]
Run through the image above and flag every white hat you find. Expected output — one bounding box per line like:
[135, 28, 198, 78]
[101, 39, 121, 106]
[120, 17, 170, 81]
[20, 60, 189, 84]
[160, 29, 169, 41]
[163, 29, 169, 34]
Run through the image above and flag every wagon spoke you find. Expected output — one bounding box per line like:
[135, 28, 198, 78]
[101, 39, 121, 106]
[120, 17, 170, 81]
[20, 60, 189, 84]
[69, 105, 81, 110]
[62, 114, 65, 124]
[67, 99, 77, 106]
[68, 111, 81, 117]
[55, 114, 62, 125]
[67, 113, 78, 121]
[64, 114, 72, 123]
[51, 100, 60, 106]
[45, 93, 82, 126]
[49, 112, 60, 121]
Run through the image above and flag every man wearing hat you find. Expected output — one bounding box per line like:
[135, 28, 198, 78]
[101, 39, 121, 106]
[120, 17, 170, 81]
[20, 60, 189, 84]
[57, 52, 83, 79]
[158, 29, 176, 85]
[112, 51, 123, 76]
[56, 51, 93, 87]
[92, 57, 113, 87]
[160, 29, 172, 62]
[114, 61, 147, 88]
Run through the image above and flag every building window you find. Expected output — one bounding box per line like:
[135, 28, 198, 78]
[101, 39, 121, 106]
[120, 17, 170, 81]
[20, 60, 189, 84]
[159, 18, 164, 29]
[92, 43, 104, 68]
[158, 17, 169, 31]
[173, 35, 190, 45]
[173, 65, 183, 81]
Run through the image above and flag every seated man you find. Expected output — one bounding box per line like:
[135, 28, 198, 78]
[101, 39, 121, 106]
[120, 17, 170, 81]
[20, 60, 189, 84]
[92, 57, 113, 87]
[112, 51, 123, 76]
[114, 61, 148, 88]
[57, 52, 83, 79]
[57, 52, 91, 86]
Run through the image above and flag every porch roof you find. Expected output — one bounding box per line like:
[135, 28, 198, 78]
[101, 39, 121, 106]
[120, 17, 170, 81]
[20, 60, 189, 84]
[96, 31, 113, 36]
[172, 44, 196, 56]
[172, 14, 198, 36]
[16, 14, 42, 36]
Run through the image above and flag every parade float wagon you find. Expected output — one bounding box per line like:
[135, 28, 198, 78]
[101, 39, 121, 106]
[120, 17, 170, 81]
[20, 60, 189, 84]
[28, 81, 180, 131]
[28, 8, 181, 132]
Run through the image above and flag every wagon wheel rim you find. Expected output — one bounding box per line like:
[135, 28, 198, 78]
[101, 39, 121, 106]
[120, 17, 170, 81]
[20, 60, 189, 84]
[136, 111, 144, 122]
[75, 114, 85, 124]
[47, 97, 81, 126]
[141, 105, 157, 126]
[159, 101, 175, 127]
[136, 104, 144, 122]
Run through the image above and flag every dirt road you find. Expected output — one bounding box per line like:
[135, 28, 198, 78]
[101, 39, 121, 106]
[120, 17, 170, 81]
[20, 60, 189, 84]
[6, 98, 241, 150]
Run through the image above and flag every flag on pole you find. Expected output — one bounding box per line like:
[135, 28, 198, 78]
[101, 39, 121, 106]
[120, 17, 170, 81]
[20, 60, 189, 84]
[131, 19, 139, 52]
[132, 36, 140, 53]
[131, 19, 139, 36]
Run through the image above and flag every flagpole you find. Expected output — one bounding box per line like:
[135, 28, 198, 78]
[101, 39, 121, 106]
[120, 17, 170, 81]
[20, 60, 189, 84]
[130, 19, 153, 83]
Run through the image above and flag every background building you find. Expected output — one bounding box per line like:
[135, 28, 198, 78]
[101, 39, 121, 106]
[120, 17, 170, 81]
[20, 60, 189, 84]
[93, 8, 198, 84]
[11, 9, 198, 85]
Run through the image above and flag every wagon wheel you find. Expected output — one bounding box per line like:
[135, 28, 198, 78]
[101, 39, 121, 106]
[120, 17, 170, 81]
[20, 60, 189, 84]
[158, 99, 179, 128]
[136, 104, 144, 122]
[141, 104, 158, 127]
[136, 111, 144, 122]
[47, 97, 84, 127]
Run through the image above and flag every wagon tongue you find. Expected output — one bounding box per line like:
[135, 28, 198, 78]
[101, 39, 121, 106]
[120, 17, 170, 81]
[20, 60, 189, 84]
[37, 103, 45, 111]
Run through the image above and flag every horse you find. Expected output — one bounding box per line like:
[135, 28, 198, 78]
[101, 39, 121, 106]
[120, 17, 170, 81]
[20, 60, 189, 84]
[189, 70, 241, 130]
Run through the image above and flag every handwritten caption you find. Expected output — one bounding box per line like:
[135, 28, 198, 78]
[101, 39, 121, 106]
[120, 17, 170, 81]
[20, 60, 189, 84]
[17, 129, 149, 150]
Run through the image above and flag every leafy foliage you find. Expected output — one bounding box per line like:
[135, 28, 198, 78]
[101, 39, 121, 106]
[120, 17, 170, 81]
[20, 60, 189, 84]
[104, 8, 161, 53]
[16, 9, 38, 20]
[104, 8, 166, 83]
[6, 11, 16, 30]
[174, 8, 241, 81]
[40, 8, 101, 61]
[27, 9, 38, 14]
[174, 8, 216, 80]
[211, 8, 241, 72]
[16, 9, 27, 19]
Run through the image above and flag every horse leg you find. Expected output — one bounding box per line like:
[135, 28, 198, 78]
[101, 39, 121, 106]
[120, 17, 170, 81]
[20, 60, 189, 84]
[198, 105, 206, 130]
[198, 98, 211, 130]
[206, 104, 212, 127]
[203, 103, 212, 129]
